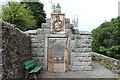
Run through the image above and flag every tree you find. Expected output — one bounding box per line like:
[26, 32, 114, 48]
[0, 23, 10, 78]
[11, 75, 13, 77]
[1, 2, 36, 31]
[92, 17, 120, 60]
[21, 0, 46, 28]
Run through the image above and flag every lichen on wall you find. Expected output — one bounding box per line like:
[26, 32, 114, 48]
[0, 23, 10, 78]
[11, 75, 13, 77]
[92, 52, 120, 74]
[1, 20, 32, 79]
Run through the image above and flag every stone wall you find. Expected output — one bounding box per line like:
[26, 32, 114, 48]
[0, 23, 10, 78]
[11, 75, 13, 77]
[92, 52, 120, 74]
[25, 29, 44, 68]
[0, 20, 3, 80]
[69, 31, 92, 71]
[26, 17, 92, 71]
[1, 20, 32, 79]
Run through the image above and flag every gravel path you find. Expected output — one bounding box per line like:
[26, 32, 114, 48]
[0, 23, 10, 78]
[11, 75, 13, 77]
[39, 62, 116, 78]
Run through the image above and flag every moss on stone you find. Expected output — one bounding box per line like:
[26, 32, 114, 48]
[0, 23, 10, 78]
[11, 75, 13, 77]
[116, 74, 120, 80]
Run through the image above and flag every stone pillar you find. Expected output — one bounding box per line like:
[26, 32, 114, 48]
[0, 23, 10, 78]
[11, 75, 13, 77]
[69, 31, 92, 71]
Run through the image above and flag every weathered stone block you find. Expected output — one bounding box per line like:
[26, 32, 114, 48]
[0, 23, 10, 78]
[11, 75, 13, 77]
[65, 29, 72, 34]
[37, 57, 44, 65]
[75, 48, 92, 52]
[82, 62, 91, 66]
[84, 57, 92, 61]
[0, 64, 3, 72]
[71, 62, 91, 66]
[70, 66, 85, 71]
[74, 34, 81, 39]
[80, 53, 91, 57]
[75, 43, 91, 48]
[84, 66, 92, 71]
[36, 34, 45, 40]
[37, 53, 44, 57]
[84, 39, 92, 44]
[37, 29, 44, 34]
[31, 53, 37, 57]
[38, 43, 44, 48]
[46, 18, 51, 23]
[79, 31, 92, 35]
[31, 38, 37, 43]
[31, 43, 38, 48]
[42, 23, 50, 28]
[75, 40, 84, 44]
[71, 34, 75, 40]
[30, 35, 36, 38]
[70, 57, 79, 61]
[44, 28, 50, 34]
[37, 48, 44, 53]
[80, 35, 92, 39]
[32, 48, 37, 52]
[70, 41, 75, 47]
[25, 30, 37, 35]
[71, 62, 81, 66]
[78, 57, 84, 61]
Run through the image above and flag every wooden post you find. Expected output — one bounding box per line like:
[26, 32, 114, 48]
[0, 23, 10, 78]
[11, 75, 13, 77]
[48, 46, 54, 72]
[64, 47, 68, 72]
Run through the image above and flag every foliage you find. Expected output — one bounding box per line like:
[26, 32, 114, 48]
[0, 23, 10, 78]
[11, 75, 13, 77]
[1, 2, 36, 31]
[21, 0, 46, 28]
[91, 54, 120, 71]
[69, 24, 75, 34]
[92, 17, 120, 60]
[116, 75, 120, 80]
[91, 54, 98, 61]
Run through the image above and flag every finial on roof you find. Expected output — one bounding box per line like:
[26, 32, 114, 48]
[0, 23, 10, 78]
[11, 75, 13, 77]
[52, 3, 61, 13]
[56, 3, 61, 8]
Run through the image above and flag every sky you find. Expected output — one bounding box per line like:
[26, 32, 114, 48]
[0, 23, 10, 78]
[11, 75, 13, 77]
[0, 0, 119, 32]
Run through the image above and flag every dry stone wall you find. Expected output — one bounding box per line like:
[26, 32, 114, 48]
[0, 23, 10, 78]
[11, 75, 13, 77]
[0, 20, 32, 79]
[92, 52, 120, 74]
[0, 20, 3, 80]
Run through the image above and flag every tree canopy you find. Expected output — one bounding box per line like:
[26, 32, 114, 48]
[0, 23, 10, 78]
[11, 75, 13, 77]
[21, 0, 46, 28]
[1, 2, 36, 31]
[92, 17, 120, 60]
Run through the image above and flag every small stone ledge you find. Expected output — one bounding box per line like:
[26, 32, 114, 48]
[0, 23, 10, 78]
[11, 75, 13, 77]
[42, 23, 51, 28]
[79, 31, 92, 35]
[25, 30, 37, 35]
[69, 66, 92, 71]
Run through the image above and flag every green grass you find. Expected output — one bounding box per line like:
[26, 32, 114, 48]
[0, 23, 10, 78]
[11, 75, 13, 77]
[116, 74, 120, 80]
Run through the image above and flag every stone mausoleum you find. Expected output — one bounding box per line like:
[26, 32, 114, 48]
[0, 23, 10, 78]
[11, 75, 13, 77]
[26, 4, 92, 72]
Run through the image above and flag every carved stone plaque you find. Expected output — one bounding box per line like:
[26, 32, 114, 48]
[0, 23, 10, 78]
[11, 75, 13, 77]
[50, 14, 65, 33]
